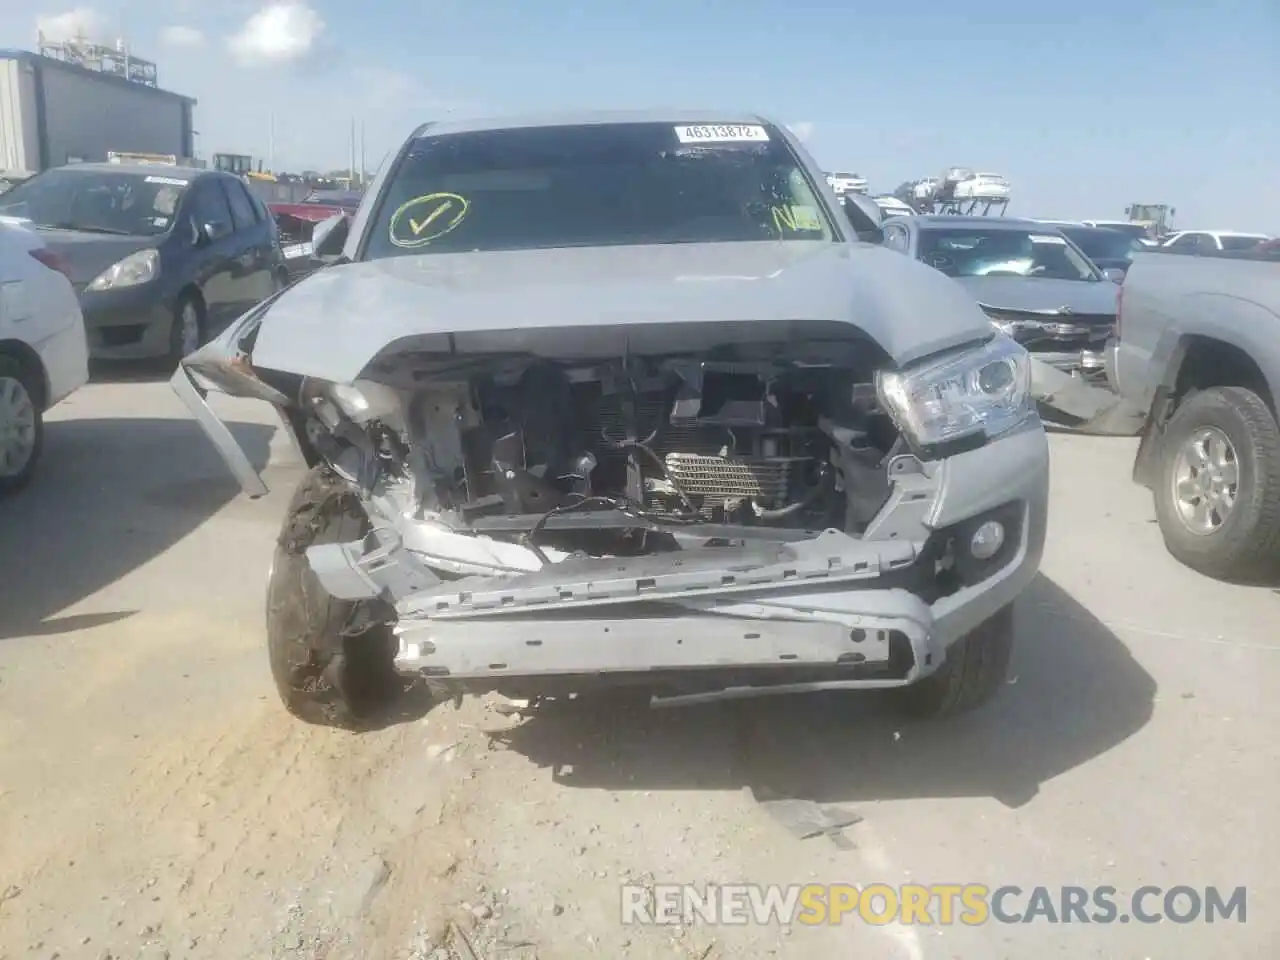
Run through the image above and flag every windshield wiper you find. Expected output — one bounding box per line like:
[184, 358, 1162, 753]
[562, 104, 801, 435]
[47, 222, 133, 236]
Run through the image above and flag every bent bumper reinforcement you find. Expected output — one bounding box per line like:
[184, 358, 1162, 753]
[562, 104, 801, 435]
[169, 364, 269, 498]
[392, 613, 911, 682]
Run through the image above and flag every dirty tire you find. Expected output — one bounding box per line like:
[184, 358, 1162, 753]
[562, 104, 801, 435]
[0, 355, 43, 497]
[266, 465, 400, 729]
[898, 604, 1014, 719]
[1153, 386, 1280, 581]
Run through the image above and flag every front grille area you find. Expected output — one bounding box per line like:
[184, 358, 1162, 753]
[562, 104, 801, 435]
[983, 308, 1113, 350]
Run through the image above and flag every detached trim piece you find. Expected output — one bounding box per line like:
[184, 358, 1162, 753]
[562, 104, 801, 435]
[169, 365, 269, 498]
[1029, 355, 1145, 435]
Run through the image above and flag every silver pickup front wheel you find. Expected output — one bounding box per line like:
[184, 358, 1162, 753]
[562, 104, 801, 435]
[266, 466, 402, 728]
[1154, 387, 1280, 581]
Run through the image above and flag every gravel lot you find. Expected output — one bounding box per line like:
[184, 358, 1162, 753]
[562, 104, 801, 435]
[1, 379, 1277, 960]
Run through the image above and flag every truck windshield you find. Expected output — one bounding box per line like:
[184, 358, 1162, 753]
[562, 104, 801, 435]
[1060, 228, 1143, 263]
[1220, 235, 1267, 252]
[1090, 222, 1151, 241]
[917, 227, 1101, 282]
[0, 168, 189, 237]
[362, 121, 834, 259]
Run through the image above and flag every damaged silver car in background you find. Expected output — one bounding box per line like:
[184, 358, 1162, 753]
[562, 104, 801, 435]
[173, 112, 1050, 729]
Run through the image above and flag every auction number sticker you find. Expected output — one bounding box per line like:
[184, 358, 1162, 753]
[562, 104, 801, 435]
[674, 124, 770, 144]
[1030, 234, 1067, 244]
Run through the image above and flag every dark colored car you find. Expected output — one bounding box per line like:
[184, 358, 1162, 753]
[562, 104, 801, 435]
[0, 163, 287, 364]
[1055, 225, 1145, 277]
[881, 215, 1118, 378]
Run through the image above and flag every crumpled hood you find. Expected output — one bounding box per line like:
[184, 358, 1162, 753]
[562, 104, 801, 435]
[952, 275, 1119, 318]
[246, 240, 994, 382]
[34, 229, 157, 287]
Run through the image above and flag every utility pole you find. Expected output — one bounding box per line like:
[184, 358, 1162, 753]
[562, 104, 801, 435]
[349, 117, 356, 187]
[268, 110, 275, 174]
[360, 121, 366, 187]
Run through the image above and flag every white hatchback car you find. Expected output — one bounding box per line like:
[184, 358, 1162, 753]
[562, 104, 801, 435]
[0, 219, 89, 494]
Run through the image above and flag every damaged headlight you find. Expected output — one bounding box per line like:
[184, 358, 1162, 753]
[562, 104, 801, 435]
[876, 334, 1032, 451]
[300, 377, 400, 426]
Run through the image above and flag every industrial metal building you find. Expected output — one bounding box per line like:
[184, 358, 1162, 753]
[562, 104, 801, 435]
[0, 47, 196, 175]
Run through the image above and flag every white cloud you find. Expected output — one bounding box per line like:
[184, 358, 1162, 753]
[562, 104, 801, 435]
[227, 2, 324, 66]
[35, 7, 106, 43]
[788, 121, 815, 142]
[160, 25, 205, 48]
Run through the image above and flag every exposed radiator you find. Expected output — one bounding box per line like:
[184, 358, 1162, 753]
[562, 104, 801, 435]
[661, 453, 803, 514]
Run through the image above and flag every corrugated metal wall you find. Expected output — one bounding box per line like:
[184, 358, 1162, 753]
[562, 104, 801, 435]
[0, 58, 38, 171]
[39, 64, 189, 166]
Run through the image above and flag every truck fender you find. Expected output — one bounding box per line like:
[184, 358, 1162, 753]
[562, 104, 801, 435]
[1132, 298, 1280, 487]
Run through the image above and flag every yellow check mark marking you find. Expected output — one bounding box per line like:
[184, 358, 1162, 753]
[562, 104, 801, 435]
[408, 200, 453, 236]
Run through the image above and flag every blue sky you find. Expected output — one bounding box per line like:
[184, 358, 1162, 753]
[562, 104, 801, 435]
[6, 1, 1278, 230]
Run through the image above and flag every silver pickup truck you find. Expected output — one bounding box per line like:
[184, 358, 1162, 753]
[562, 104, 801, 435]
[172, 111, 1049, 729]
[1109, 250, 1280, 579]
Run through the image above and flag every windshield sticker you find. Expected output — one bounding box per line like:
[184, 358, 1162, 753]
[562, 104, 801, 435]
[674, 124, 769, 144]
[151, 217, 170, 228]
[145, 176, 188, 186]
[388, 192, 470, 248]
[1030, 234, 1067, 244]
[771, 204, 823, 235]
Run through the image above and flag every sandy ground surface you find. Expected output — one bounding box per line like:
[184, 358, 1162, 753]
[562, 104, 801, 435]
[1, 379, 1277, 960]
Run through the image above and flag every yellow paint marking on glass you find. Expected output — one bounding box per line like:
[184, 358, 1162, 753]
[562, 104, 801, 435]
[789, 205, 822, 231]
[389, 192, 470, 248]
[772, 204, 821, 234]
[772, 205, 798, 233]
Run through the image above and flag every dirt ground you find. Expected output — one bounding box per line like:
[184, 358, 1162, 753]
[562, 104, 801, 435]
[1, 382, 1277, 959]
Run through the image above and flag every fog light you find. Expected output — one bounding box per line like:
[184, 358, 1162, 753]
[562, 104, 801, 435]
[970, 520, 1005, 560]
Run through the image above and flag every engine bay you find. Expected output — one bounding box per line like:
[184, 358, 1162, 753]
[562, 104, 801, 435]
[331, 340, 906, 559]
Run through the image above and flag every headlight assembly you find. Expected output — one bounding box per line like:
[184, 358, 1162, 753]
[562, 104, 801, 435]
[876, 333, 1032, 451]
[86, 248, 160, 291]
[300, 377, 400, 426]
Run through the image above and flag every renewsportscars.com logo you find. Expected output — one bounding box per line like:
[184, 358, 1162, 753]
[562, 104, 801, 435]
[621, 884, 1248, 927]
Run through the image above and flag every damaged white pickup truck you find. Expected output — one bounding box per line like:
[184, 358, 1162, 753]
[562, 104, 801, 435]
[173, 111, 1050, 728]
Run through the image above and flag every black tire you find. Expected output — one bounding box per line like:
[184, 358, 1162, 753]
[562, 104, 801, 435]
[0, 355, 44, 497]
[167, 292, 205, 366]
[898, 604, 1014, 719]
[1152, 386, 1280, 581]
[266, 465, 401, 728]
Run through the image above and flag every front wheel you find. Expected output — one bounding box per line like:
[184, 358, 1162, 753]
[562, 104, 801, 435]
[0, 357, 43, 496]
[266, 466, 402, 728]
[1152, 386, 1280, 581]
[167, 294, 205, 365]
[897, 605, 1015, 719]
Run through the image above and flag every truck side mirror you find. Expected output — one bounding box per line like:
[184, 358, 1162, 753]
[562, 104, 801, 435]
[310, 213, 349, 264]
[841, 195, 885, 244]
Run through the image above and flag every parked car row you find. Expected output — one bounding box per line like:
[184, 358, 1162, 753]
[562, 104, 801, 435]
[856, 204, 1121, 381]
[0, 163, 288, 365]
